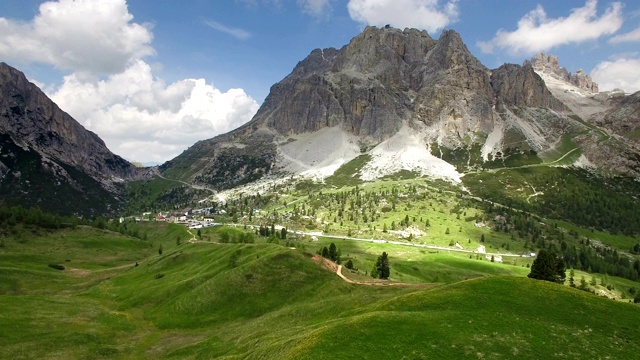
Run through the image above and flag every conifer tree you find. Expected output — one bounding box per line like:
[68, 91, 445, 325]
[372, 252, 390, 279]
[528, 249, 565, 284]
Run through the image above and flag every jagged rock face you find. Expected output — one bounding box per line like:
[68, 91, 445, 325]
[0, 62, 142, 215]
[491, 63, 568, 111]
[571, 70, 598, 93]
[529, 53, 598, 93]
[163, 27, 582, 186]
[254, 27, 498, 143]
[256, 27, 436, 139]
[164, 26, 640, 187]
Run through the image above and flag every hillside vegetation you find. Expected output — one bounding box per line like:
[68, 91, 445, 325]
[2, 215, 640, 358]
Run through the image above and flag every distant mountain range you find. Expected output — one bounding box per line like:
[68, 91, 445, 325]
[160, 26, 640, 188]
[1, 26, 639, 216]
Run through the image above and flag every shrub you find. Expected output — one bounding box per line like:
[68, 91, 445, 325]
[48, 264, 65, 270]
[155, 273, 165, 279]
[345, 259, 354, 270]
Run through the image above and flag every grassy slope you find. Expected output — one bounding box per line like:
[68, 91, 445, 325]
[289, 276, 640, 359]
[2, 223, 640, 359]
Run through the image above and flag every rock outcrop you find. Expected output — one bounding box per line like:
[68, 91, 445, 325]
[528, 53, 598, 93]
[491, 63, 567, 111]
[599, 91, 640, 145]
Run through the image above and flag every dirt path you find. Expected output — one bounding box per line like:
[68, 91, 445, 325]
[186, 228, 198, 243]
[312, 255, 435, 287]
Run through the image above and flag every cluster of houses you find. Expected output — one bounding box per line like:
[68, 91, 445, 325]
[153, 207, 218, 229]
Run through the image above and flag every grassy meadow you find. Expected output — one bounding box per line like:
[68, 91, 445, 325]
[2, 218, 640, 359]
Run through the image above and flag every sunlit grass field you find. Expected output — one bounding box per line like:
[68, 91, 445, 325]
[2, 221, 640, 359]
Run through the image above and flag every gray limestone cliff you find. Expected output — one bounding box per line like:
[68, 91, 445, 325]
[491, 63, 568, 111]
[252, 27, 497, 141]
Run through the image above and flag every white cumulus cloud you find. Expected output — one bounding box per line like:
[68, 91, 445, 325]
[591, 56, 640, 93]
[609, 27, 640, 44]
[0, 0, 153, 76]
[0, 0, 260, 163]
[477, 0, 623, 55]
[50, 60, 259, 163]
[347, 0, 458, 33]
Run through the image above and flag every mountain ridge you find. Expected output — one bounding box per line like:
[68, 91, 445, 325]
[0, 62, 144, 216]
[162, 26, 640, 188]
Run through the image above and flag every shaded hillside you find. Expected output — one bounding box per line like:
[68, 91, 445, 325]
[0, 62, 143, 216]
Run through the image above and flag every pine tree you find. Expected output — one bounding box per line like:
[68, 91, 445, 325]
[528, 249, 565, 284]
[328, 242, 338, 262]
[569, 268, 575, 287]
[372, 252, 390, 279]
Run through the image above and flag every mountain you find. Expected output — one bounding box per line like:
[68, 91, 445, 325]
[0, 62, 142, 216]
[161, 26, 640, 188]
[529, 53, 599, 93]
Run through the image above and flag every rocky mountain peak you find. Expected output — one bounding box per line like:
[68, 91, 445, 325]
[491, 62, 567, 111]
[528, 53, 598, 93]
[337, 26, 435, 68]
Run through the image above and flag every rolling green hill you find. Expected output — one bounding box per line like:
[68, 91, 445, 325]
[2, 220, 640, 359]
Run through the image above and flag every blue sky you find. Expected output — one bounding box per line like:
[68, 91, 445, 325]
[1, 0, 639, 163]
